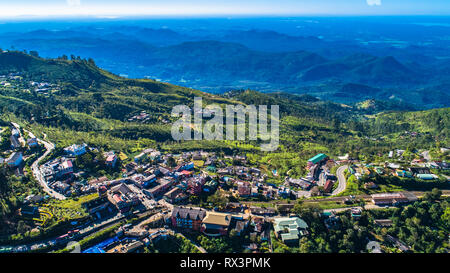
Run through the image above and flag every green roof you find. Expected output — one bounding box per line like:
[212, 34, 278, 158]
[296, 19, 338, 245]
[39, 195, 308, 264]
[280, 233, 299, 242]
[274, 217, 308, 233]
[416, 174, 435, 180]
[308, 153, 328, 164]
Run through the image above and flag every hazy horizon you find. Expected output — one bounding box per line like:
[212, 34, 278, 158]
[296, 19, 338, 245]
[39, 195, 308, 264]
[1, 0, 450, 18]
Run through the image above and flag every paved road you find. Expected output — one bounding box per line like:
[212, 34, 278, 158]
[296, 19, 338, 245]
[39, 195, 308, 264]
[318, 171, 326, 187]
[331, 165, 348, 196]
[18, 125, 66, 200]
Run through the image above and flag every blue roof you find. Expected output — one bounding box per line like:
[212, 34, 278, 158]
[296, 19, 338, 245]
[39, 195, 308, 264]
[308, 153, 328, 164]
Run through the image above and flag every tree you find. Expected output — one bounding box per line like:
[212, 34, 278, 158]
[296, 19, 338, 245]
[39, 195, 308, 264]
[423, 188, 442, 201]
[167, 156, 176, 167]
[17, 220, 27, 234]
[29, 51, 39, 57]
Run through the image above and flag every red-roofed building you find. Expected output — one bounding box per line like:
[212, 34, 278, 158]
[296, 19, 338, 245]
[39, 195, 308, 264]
[180, 170, 193, 177]
[323, 180, 334, 193]
[106, 154, 118, 168]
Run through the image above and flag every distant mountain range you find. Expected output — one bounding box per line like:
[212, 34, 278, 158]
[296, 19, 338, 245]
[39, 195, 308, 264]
[1, 27, 449, 109]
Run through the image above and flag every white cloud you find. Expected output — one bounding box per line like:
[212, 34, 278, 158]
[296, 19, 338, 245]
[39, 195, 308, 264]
[367, 0, 382, 6]
[66, 0, 81, 7]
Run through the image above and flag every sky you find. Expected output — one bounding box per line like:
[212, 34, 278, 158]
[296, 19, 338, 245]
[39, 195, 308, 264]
[0, 0, 450, 18]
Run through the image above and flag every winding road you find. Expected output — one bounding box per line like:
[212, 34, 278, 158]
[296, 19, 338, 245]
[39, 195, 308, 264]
[11, 122, 65, 200]
[331, 165, 348, 196]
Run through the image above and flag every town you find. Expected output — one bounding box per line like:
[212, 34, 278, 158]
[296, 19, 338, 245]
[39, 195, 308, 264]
[0, 121, 448, 253]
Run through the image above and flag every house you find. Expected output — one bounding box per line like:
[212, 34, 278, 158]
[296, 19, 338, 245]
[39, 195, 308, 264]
[10, 135, 20, 150]
[323, 212, 340, 230]
[201, 212, 232, 236]
[108, 183, 140, 213]
[187, 177, 203, 195]
[6, 152, 23, 167]
[89, 176, 109, 185]
[106, 154, 118, 168]
[20, 206, 39, 217]
[249, 207, 276, 216]
[323, 180, 334, 193]
[145, 178, 174, 197]
[287, 178, 312, 190]
[416, 173, 437, 180]
[171, 206, 206, 231]
[142, 174, 157, 188]
[11, 128, 20, 137]
[53, 181, 71, 194]
[237, 181, 252, 197]
[395, 170, 413, 178]
[409, 167, 431, 175]
[25, 194, 44, 204]
[59, 160, 74, 176]
[351, 208, 362, 218]
[64, 143, 87, 156]
[273, 217, 308, 245]
[364, 182, 378, 189]
[163, 187, 187, 204]
[158, 167, 171, 176]
[224, 203, 243, 213]
[27, 137, 39, 148]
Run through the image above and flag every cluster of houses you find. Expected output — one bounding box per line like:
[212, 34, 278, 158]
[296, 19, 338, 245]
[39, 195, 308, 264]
[39, 143, 122, 197]
[0, 72, 22, 88]
[170, 205, 273, 250]
[127, 111, 151, 123]
[348, 161, 443, 186]
[0, 125, 42, 176]
[0, 71, 60, 96]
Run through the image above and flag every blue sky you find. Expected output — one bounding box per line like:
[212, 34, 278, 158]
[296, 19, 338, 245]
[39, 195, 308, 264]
[1, 0, 450, 17]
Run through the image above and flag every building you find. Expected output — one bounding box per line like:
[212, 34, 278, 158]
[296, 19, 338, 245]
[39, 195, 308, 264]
[106, 154, 118, 168]
[416, 173, 437, 180]
[108, 183, 140, 213]
[201, 212, 232, 236]
[287, 178, 312, 190]
[11, 128, 20, 137]
[307, 153, 328, 167]
[273, 217, 308, 245]
[163, 187, 187, 204]
[171, 206, 206, 231]
[145, 178, 174, 197]
[10, 135, 20, 150]
[323, 180, 334, 193]
[371, 192, 418, 206]
[395, 170, 413, 178]
[237, 181, 252, 197]
[249, 207, 276, 216]
[6, 152, 23, 167]
[60, 160, 74, 176]
[27, 137, 39, 148]
[64, 143, 87, 156]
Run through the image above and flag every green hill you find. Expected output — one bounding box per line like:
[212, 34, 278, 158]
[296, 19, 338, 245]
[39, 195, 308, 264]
[0, 51, 448, 156]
